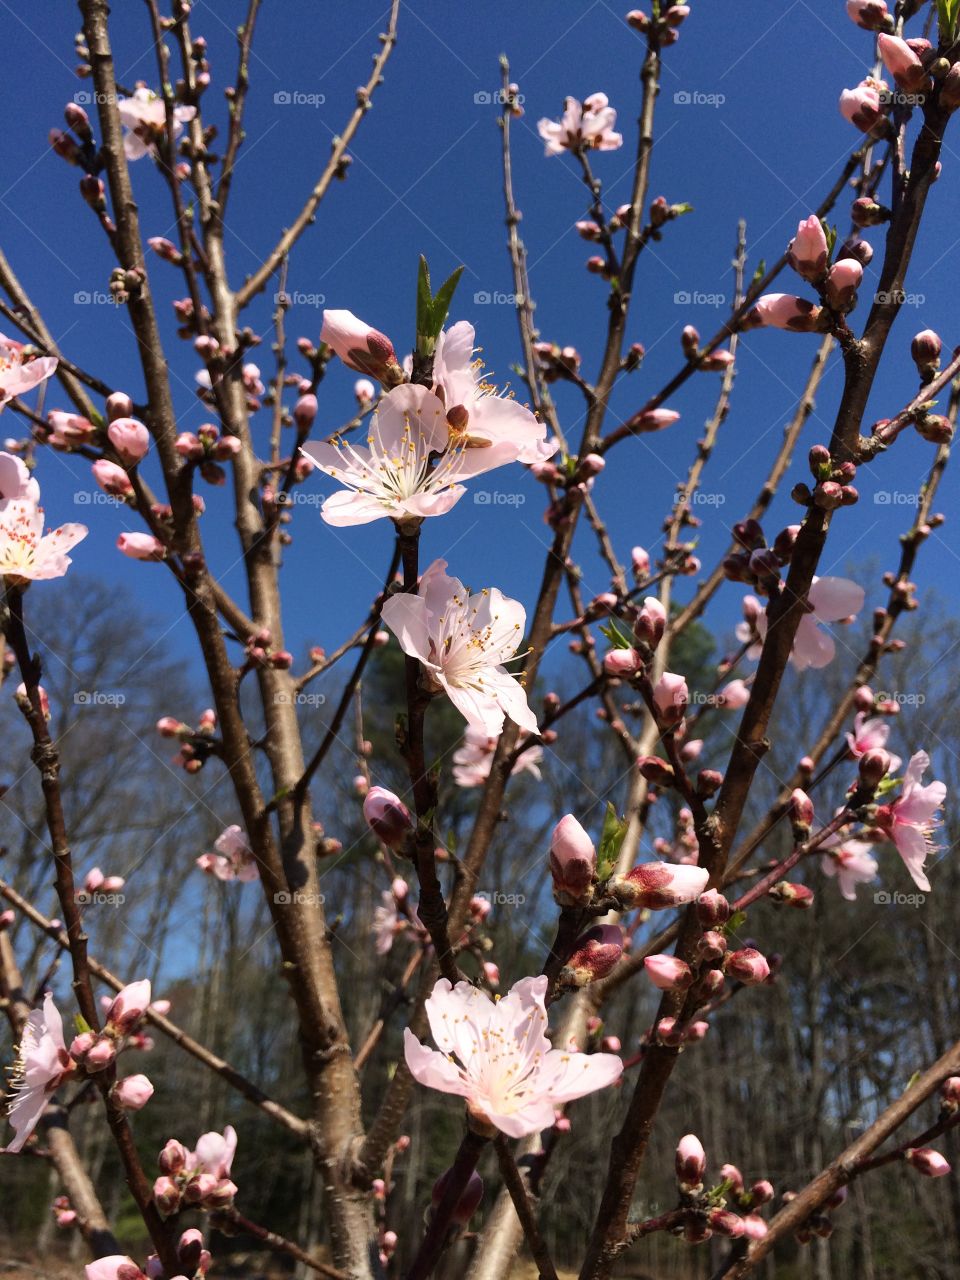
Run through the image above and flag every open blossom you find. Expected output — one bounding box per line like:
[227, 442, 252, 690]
[196, 824, 258, 882]
[0, 499, 86, 582]
[381, 559, 537, 736]
[4, 994, 75, 1152]
[430, 322, 555, 465]
[303, 383, 538, 526]
[117, 87, 196, 160]
[875, 751, 945, 892]
[404, 975, 622, 1138]
[538, 93, 623, 155]
[821, 840, 878, 901]
[846, 711, 900, 772]
[373, 888, 407, 955]
[0, 335, 57, 408]
[753, 577, 865, 671]
[191, 1125, 237, 1180]
[453, 724, 542, 787]
[0, 451, 39, 506]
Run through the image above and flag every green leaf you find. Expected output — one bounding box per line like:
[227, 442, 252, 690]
[415, 256, 464, 357]
[596, 802, 628, 881]
[824, 223, 838, 258]
[74, 1013, 92, 1035]
[599, 619, 633, 649]
[751, 259, 766, 287]
[938, 0, 960, 39]
[722, 909, 747, 936]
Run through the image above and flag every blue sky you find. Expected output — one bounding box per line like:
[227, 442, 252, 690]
[1, 1, 957, 681]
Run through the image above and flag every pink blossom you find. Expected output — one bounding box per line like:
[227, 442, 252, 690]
[117, 88, 196, 160]
[0, 500, 86, 581]
[0, 452, 38, 507]
[197, 824, 258, 882]
[616, 861, 708, 909]
[381, 559, 537, 736]
[0, 336, 57, 408]
[821, 840, 878, 901]
[190, 1125, 237, 1180]
[303, 382, 538, 525]
[735, 594, 764, 659]
[750, 294, 822, 332]
[652, 671, 688, 724]
[537, 93, 623, 155]
[117, 532, 165, 561]
[788, 216, 828, 281]
[404, 975, 622, 1137]
[354, 378, 376, 404]
[846, 0, 890, 31]
[877, 33, 926, 89]
[106, 980, 151, 1032]
[363, 786, 414, 850]
[906, 1146, 951, 1177]
[430, 322, 555, 465]
[724, 948, 770, 985]
[115, 1074, 154, 1110]
[839, 77, 888, 133]
[741, 1214, 768, 1240]
[604, 647, 641, 677]
[676, 1134, 707, 1190]
[45, 411, 96, 450]
[718, 678, 750, 709]
[372, 889, 407, 955]
[754, 577, 865, 671]
[846, 711, 900, 772]
[644, 954, 694, 991]
[320, 310, 400, 382]
[875, 751, 945, 891]
[93, 460, 134, 500]
[452, 724, 542, 787]
[631, 546, 650, 576]
[3, 993, 75, 1152]
[549, 814, 597, 902]
[107, 417, 150, 465]
[85, 1258, 146, 1280]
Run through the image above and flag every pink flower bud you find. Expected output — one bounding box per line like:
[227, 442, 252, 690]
[839, 78, 887, 134]
[92, 459, 134, 499]
[178, 1229, 205, 1272]
[631, 546, 650, 576]
[85, 1037, 117, 1072]
[482, 961, 500, 987]
[877, 33, 927, 90]
[114, 1074, 154, 1110]
[354, 378, 376, 404]
[742, 1213, 768, 1239]
[634, 596, 667, 648]
[790, 788, 814, 831]
[117, 533, 165, 562]
[846, 0, 890, 31]
[294, 394, 317, 432]
[105, 394, 133, 423]
[362, 786, 414, 851]
[708, 1209, 745, 1238]
[725, 947, 770, 985]
[906, 1147, 951, 1177]
[751, 1179, 775, 1204]
[580, 453, 605, 477]
[644, 954, 695, 991]
[788, 216, 828, 281]
[70, 1031, 95, 1058]
[321, 310, 400, 383]
[107, 418, 150, 465]
[153, 1176, 182, 1215]
[652, 672, 688, 724]
[750, 294, 822, 332]
[107, 979, 151, 1031]
[603, 648, 641, 677]
[859, 748, 891, 788]
[825, 259, 863, 310]
[561, 925, 624, 986]
[549, 814, 597, 902]
[618, 862, 709, 910]
[718, 678, 750, 709]
[676, 1134, 707, 1190]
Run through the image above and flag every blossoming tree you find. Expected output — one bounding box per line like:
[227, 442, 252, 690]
[1, 1, 959, 1278]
